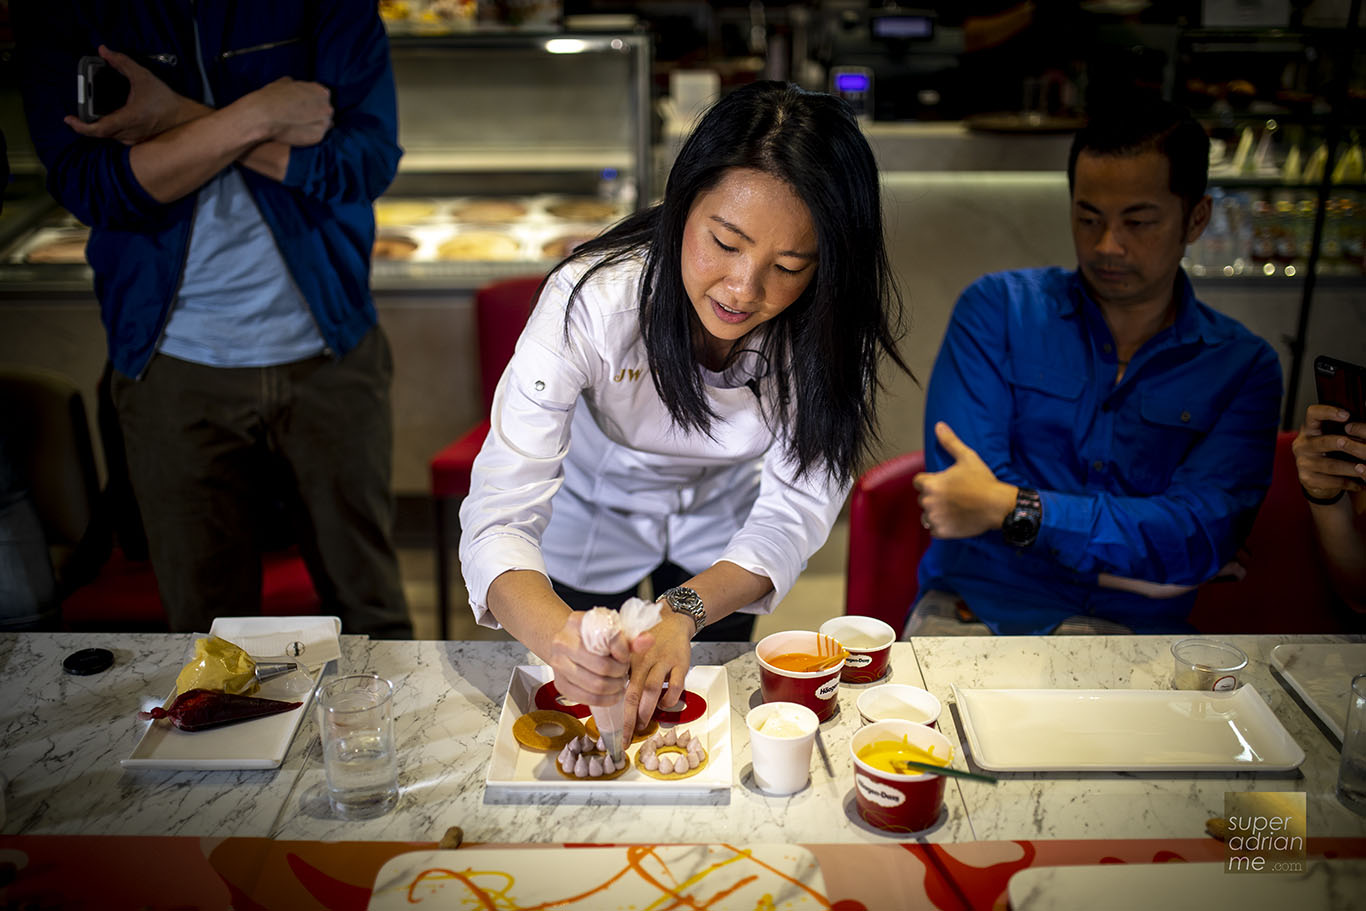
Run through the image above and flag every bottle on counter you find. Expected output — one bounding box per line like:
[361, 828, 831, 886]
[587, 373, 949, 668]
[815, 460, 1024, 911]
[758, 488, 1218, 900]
[1250, 198, 1278, 276]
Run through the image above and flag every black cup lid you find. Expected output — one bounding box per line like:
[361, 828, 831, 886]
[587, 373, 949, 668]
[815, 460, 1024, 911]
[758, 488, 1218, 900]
[63, 647, 114, 675]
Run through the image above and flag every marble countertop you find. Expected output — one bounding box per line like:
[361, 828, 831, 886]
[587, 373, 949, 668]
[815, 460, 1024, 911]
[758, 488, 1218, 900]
[0, 634, 971, 845]
[915, 634, 1366, 841]
[3, 631, 1362, 845]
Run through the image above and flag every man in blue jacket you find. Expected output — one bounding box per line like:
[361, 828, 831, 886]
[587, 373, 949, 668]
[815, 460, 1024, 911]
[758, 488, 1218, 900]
[15, 1, 413, 638]
[907, 98, 1282, 635]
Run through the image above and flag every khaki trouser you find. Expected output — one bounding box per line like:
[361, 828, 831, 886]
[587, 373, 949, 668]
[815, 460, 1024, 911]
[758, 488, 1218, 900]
[111, 326, 412, 638]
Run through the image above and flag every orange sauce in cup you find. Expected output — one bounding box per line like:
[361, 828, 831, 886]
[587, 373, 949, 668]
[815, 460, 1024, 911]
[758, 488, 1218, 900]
[766, 636, 848, 673]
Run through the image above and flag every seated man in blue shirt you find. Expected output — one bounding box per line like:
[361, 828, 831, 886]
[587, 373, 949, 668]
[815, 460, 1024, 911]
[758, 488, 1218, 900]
[906, 98, 1282, 636]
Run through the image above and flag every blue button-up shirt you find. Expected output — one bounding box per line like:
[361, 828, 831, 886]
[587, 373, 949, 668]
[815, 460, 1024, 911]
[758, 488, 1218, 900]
[918, 267, 1282, 634]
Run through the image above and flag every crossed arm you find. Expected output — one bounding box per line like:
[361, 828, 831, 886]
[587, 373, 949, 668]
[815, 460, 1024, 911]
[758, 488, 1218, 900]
[64, 45, 332, 203]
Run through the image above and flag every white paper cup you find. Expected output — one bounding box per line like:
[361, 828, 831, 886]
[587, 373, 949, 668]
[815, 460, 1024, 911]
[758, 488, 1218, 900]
[746, 701, 819, 795]
[856, 684, 942, 728]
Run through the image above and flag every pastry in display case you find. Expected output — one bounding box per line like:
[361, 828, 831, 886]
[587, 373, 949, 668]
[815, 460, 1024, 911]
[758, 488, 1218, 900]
[367, 194, 619, 267]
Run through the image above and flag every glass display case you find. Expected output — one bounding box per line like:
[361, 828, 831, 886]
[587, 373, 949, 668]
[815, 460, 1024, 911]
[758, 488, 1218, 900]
[372, 30, 651, 289]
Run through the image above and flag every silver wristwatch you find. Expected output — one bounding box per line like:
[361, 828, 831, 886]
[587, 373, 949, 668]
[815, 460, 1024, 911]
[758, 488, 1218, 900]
[659, 586, 706, 635]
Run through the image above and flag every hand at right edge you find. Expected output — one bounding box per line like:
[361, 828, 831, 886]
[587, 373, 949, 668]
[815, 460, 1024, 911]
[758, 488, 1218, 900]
[1295, 404, 1366, 498]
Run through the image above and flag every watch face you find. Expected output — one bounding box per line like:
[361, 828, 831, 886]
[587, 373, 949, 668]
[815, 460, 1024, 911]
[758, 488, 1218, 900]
[1003, 496, 1041, 548]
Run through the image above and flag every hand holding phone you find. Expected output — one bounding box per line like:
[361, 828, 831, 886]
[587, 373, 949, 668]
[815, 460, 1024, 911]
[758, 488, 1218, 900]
[78, 55, 131, 123]
[1314, 355, 1366, 464]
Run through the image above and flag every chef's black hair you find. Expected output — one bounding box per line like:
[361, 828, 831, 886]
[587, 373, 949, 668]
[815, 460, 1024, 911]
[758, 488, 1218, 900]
[554, 80, 907, 484]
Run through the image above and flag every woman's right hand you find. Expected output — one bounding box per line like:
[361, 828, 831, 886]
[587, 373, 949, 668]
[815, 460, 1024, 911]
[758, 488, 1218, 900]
[545, 611, 642, 707]
[1294, 404, 1366, 498]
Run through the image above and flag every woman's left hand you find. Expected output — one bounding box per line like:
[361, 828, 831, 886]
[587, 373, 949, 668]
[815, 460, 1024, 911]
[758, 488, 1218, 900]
[622, 609, 694, 735]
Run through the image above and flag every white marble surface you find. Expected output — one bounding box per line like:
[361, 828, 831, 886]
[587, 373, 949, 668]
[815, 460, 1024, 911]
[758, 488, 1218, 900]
[0, 632, 318, 837]
[269, 640, 972, 845]
[913, 634, 1366, 841]
[0, 635, 971, 844]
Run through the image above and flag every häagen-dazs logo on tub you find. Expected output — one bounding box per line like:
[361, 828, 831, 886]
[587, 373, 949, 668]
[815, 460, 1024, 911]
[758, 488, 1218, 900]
[846, 653, 871, 667]
[855, 773, 905, 808]
[816, 677, 840, 699]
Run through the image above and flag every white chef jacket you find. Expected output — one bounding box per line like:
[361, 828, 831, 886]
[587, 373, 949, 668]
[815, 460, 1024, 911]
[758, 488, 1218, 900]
[458, 256, 850, 629]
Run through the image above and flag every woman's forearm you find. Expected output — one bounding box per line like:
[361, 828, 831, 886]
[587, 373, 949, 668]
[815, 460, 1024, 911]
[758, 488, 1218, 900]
[486, 569, 571, 662]
[678, 560, 774, 632]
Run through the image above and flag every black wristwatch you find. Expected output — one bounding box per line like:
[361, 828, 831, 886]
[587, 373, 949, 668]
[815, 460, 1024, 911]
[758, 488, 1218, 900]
[1002, 487, 1042, 548]
[659, 586, 706, 635]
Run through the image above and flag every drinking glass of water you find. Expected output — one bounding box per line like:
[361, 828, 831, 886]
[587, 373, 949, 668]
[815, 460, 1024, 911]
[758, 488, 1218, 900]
[317, 673, 399, 820]
[1338, 673, 1366, 816]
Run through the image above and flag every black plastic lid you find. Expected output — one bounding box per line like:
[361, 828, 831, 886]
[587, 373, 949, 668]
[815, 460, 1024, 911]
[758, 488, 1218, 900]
[63, 647, 114, 676]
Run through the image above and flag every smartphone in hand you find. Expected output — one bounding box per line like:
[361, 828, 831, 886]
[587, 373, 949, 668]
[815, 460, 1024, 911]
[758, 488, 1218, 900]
[1314, 355, 1366, 463]
[77, 55, 131, 123]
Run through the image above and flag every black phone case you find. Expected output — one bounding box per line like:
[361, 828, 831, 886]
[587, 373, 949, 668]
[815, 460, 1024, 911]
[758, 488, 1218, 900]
[1314, 355, 1366, 463]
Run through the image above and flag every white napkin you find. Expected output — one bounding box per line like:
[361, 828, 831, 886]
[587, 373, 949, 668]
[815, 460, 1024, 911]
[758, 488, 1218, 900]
[208, 616, 342, 672]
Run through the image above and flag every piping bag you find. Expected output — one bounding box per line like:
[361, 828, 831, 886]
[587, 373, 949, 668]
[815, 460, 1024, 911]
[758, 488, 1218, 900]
[579, 597, 661, 764]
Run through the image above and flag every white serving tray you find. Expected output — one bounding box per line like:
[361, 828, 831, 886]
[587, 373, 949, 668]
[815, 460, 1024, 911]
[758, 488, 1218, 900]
[1270, 642, 1366, 741]
[368, 845, 826, 911]
[121, 616, 341, 771]
[952, 685, 1305, 772]
[1008, 861, 1366, 910]
[485, 665, 732, 793]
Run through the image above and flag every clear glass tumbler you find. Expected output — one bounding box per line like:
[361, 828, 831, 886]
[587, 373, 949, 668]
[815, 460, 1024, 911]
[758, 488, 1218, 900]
[1337, 673, 1366, 816]
[317, 673, 399, 819]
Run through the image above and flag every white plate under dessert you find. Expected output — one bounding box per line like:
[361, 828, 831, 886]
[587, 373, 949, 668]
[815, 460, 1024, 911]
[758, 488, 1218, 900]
[952, 685, 1305, 772]
[368, 844, 825, 910]
[485, 664, 732, 793]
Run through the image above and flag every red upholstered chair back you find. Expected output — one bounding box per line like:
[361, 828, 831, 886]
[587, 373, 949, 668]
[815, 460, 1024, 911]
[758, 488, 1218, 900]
[475, 275, 545, 414]
[1188, 430, 1352, 633]
[845, 451, 930, 631]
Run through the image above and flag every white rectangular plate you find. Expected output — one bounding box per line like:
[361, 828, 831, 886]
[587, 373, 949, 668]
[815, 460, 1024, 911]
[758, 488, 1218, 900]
[952, 685, 1305, 772]
[486, 665, 732, 793]
[1270, 642, 1366, 741]
[368, 845, 826, 910]
[121, 616, 341, 770]
[1008, 861, 1366, 911]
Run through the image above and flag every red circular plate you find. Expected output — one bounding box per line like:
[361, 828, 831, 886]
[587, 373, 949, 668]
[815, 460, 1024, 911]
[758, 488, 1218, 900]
[653, 689, 706, 724]
[533, 680, 591, 718]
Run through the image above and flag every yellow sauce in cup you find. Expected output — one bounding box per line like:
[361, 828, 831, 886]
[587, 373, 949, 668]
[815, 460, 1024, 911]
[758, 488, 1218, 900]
[856, 736, 949, 773]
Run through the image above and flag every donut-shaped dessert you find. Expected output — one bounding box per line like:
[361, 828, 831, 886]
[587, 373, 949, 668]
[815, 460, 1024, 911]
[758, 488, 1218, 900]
[512, 709, 585, 752]
[585, 715, 658, 744]
[633, 727, 708, 781]
[554, 734, 631, 781]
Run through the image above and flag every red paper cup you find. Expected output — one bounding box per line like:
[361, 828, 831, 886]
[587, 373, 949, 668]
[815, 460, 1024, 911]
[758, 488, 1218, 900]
[856, 684, 941, 729]
[756, 631, 845, 722]
[820, 616, 895, 683]
[850, 720, 953, 833]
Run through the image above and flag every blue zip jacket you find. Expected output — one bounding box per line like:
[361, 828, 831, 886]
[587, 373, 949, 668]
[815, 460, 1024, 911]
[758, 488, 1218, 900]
[918, 267, 1283, 634]
[15, 0, 402, 378]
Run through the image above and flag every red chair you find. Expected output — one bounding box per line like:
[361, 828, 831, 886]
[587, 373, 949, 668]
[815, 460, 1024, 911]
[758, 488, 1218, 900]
[429, 274, 546, 639]
[1188, 430, 1353, 633]
[845, 451, 931, 632]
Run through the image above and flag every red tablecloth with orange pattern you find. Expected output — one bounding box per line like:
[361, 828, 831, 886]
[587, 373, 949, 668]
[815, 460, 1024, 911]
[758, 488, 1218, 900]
[4, 835, 1364, 910]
